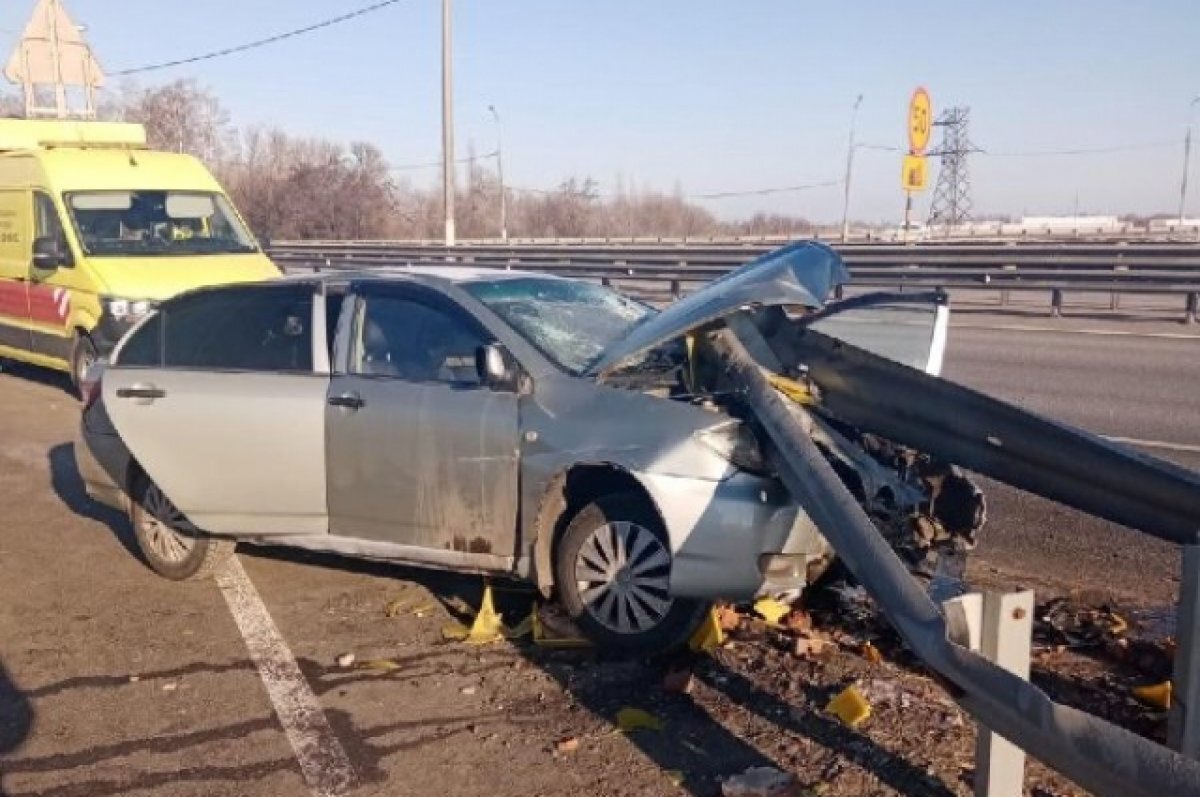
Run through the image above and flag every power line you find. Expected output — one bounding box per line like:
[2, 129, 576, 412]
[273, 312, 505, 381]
[984, 141, 1171, 158]
[390, 150, 498, 172]
[113, 0, 406, 76]
[689, 178, 842, 200]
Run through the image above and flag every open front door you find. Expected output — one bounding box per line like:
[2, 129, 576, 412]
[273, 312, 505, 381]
[103, 283, 329, 537]
[802, 291, 950, 375]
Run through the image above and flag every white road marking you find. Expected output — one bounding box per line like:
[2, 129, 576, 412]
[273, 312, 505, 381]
[215, 557, 356, 797]
[1103, 435, 1200, 455]
[953, 322, 1200, 341]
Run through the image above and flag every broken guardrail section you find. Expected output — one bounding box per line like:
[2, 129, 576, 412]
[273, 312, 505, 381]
[709, 310, 1200, 797]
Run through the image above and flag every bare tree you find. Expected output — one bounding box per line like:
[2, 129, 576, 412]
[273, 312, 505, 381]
[121, 79, 233, 164]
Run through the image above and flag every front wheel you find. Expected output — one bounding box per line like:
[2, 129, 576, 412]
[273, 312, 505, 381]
[555, 492, 708, 653]
[70, 333, 97, 394]
[130, 475, 234, 581]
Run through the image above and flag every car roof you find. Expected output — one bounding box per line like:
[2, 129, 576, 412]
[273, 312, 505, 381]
[280, 265, 562, 288]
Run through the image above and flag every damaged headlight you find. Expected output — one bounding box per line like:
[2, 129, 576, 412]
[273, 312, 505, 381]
[696, 421, 771, 475]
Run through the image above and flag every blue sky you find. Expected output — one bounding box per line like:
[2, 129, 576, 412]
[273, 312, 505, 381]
[2, 0, 1198, 222]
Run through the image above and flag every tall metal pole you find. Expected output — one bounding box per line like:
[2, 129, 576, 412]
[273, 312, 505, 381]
[441, 0, 456, 246]
[488, 105, 508, 243]
[840, 94, 863, 243]
[1179, 95, 1200, 226]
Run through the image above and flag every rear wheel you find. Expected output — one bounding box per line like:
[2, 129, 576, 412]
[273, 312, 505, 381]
[555, 492, 707, 653]
[130, 474, 234, 581]
[70, 333, 97, 394]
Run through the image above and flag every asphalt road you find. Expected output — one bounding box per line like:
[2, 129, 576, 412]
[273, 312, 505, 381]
[0, 315, 1195, 796]
[942, 319, 1200, 605]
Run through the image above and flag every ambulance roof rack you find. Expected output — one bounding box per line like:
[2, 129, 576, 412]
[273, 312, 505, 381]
[0, 119, 148, 152]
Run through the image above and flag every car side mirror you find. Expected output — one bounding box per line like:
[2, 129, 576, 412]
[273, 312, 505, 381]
[476, 343, 517, 391]
[33, 237, 72, 270]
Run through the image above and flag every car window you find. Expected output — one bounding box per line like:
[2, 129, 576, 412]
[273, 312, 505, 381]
[115, 313, 164, 367]
[132, 286, 315, 372]
[354, 294, 487, 385]
[34, 192, 68, 252]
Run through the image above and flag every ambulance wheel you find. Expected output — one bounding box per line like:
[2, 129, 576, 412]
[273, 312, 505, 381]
[70, 333, 97, 393]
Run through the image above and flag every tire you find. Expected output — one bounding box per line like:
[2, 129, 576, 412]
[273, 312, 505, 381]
[130, 474, 234, 581]
[555, 492, 708, 654]
[70, 333, 98, 395]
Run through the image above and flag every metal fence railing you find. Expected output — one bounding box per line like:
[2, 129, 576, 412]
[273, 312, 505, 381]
[270, 240, 1200, 322]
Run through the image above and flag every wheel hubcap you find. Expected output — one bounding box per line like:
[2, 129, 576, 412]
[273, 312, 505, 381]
[139, 485, 197, 564]
[575, 521, 673, 634]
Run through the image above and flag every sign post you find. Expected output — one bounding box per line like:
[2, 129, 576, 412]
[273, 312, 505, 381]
[902, 87, 933, 241]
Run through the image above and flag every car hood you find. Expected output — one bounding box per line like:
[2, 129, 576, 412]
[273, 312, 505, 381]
[87, 252, 281, 300]
[584, 241, 849, 376]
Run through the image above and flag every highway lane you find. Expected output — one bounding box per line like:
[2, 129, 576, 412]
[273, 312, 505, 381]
[942, 323, 1199, 605]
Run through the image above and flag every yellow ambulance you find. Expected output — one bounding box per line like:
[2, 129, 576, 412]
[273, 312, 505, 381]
[0, 119, 279, 388]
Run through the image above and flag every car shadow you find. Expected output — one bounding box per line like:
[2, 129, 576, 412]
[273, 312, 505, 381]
[47, 442, 139, 560]
[0, 359, 74, 396]
[0, 658, 35, 795]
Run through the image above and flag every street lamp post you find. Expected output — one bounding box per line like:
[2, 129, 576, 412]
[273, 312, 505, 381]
[1179, 95, 1200, 226]
[840, 94, 864, 243]
[441, 0, 456, 246]
[488, 105, 508, 243]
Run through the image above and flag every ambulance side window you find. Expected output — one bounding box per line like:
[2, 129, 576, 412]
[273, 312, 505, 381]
[33, 192, 69, 254]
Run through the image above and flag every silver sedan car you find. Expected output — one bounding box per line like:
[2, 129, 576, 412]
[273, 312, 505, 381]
[78, 243, 971, 651]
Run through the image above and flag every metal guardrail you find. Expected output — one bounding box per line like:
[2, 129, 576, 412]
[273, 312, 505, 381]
[270, 240, 1200, 322]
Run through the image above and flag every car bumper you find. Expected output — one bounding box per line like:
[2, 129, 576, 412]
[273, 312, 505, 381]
[75, 428, 128, 513]
[635, 470, 833, 601]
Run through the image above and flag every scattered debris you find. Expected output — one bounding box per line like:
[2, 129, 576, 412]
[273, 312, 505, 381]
[689, 607, 726, 652]
[826, 684, 871, 728]
[861, 642, 883, 665]
[1036, 597, 1130, 649]
[721, 766, 800, 797]
[1133, 681, 1172, 710]
[161, 682, 178, 692]
[555, 737, 580, 754]
[532, 603, 591, 648]
[127, 675, 139, 683]
[357, 658, 402, 673]
[792, 636, 832, 660]
[616, 707, 663, 733]
[783, 610, 813, 635]
[753, 597, 791, 625]
[665, 770, 685, 787]
[715, 604, 742, 632]
[384, 597, 408, 618]
[663, 667, 695, 695]
[335, 652, 356, 669]
[461, 686, 477, 696]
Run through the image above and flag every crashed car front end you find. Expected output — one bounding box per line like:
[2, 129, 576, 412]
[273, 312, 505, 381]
[586, 241, 987, 596]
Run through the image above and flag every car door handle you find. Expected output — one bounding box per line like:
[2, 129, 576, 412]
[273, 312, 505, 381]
[116, 386, 167, 400]
[328, 392, 365, 410]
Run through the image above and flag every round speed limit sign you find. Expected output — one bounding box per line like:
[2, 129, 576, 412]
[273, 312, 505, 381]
[908, 87, 932, 155]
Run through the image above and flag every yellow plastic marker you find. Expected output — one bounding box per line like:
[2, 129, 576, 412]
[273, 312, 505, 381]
[1133, 681, 1172, 710]
[826, 684, 871, 727]
[753, 597, 790, 625]
[441, 585, 506, 645]
[688, 607, 726, 652]
[616, 707, 664, 732]
[768, 373, 817, 405]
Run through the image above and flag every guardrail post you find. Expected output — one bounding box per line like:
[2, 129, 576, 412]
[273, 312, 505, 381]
[975, 591, 1034, 797]
[670, 279, 682, 300]
[1186, 292, 1198, 325]
[1051, 289, 1064, 318]
[1170, 545, 1200, 758]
